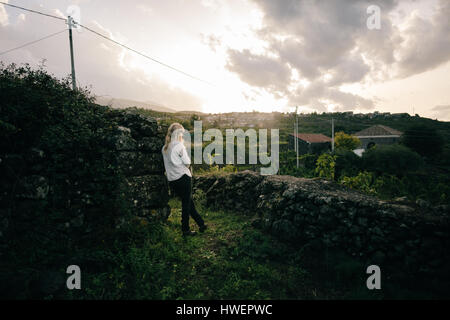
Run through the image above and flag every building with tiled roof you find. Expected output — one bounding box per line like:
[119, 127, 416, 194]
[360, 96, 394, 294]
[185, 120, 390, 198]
[354, 125, 403, 149]
[289, 133, 332, 154]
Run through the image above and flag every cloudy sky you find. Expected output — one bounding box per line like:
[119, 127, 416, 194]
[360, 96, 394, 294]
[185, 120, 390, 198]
[0, 0, 449, 120]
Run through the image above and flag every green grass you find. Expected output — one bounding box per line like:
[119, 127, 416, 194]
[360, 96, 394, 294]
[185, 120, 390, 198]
[65, 195, 443, 300]
[156, 197, 315, 299]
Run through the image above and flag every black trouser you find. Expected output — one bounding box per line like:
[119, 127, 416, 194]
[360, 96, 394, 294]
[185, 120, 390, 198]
[169, 174, 204, 232]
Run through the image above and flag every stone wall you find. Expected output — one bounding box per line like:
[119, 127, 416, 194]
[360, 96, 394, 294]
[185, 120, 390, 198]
[193, 171, 450, 280]
[0, 109, 169, 298]
[111, 111, 170, 222]
[0, 109, 169, 255]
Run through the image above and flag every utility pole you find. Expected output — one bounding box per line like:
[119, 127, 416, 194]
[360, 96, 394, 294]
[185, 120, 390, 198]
[293, 118, 297, 153]
[68, 16, 77, 91]
[331, 118, 335, 152]
[295, 106, 299, 168]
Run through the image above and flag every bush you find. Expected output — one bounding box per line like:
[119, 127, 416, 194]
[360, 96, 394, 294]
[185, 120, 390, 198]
[0, 63, 133, 298]
[362, 144, 423, 176]
[299, 153, 319, 170]
[401, 125, 444, 158]
[315, 153, 337, 180]
[372, 174, 406, 199]
[335, 131, 361, 151]
[339, 171, 377, 195]
[334, 149, 362, 179]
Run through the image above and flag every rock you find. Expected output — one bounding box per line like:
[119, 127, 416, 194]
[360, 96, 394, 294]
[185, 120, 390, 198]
[293, 214, 304, 227]
[117, 152, 164, 176]
[282, 187, 297, 200]
[36, 270, 64, 295]
[272, 219, 297, 241]
[138, 137, 163, 153]
[389, 204, 414, 214]
[125, 175, 169, 208]
[371, 226, 384, 237]
[319, 205, 331, 214]
[421, 237, 441, 251]
[372, 250, 386, 264]
[394, 196, 409, 203]
[0, 217, 8, 233]
[433, 204, 450, 215]
[15, 175, 49, 200]
[416, 198, 430, 208]
[113, 127, 137, 151]
[357, 217, 368, 227]
[116, 112, 158, 139]
[349, 225, 360, 235]
[70, 214, 84, 227]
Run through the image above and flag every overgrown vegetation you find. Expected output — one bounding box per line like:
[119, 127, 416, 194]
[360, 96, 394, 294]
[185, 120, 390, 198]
[64, 196, 441, 300]
[133, 106, 449, 205]
[0, 63, 132, 298]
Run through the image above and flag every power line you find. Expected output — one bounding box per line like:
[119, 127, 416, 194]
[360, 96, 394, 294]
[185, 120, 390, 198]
[0, 29, 67, 56]
[78, 23, 215, 86]
[0, 1, 66, 21]
[1, 2, 214, 86]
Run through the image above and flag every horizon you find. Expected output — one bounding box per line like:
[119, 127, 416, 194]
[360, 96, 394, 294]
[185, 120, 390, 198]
[1, 0, 449, 121]
[95, 96, 449, 122]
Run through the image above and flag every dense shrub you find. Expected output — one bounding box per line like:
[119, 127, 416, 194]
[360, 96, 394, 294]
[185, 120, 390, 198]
[0, 63, 132, 298]
[334, 149, 362, 178]
[278, 151, 315, 177]
[339, 171, 377, 195]
[401, 125, 444, 158]
[362, 144, 423, 176]
[334, 131, 361, 151]
[372, 174, 407, 199]
[315, 153, 337, 180]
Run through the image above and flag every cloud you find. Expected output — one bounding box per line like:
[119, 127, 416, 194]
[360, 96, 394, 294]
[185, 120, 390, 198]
[395, 0, 450, 78]
[136, 4, 154, 15]
[224, 0, 393, 111]
[431, 105, 450, 120]
[226, 49, 291, 95]
[223, 0, 450, 113]
[0, 0, 9, 26]
[201, 33, 222, 52]
[288, 80, 374, 112]
[0, 2, 202, 111]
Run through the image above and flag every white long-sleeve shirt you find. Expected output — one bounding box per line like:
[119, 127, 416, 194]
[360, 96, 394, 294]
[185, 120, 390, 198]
[162, 141, 192, 181]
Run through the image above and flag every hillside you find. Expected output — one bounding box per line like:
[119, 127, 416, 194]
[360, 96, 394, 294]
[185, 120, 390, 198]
[95, 96, 177, 113]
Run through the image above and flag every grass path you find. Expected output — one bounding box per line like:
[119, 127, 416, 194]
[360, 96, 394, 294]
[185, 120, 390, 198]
[159, 198, 368, 300]
[77, 198, 432, 299]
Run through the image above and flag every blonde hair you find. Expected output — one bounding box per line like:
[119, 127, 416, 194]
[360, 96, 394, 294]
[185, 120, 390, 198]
[163, 122, 184, 152]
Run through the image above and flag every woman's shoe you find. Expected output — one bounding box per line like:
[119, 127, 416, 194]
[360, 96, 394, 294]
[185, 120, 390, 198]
[199, 224, 207, 233]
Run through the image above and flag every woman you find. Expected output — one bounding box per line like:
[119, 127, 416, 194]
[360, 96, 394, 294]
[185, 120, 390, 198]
[162, 123, 207, 237]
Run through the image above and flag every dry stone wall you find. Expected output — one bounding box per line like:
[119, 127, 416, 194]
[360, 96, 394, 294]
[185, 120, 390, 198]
[193, 171, 450, 281]
[112, 111, 170, 221]
[0, 110, 169, 244]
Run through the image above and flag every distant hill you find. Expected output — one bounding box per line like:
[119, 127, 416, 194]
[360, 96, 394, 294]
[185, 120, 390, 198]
[175, 110, 206, 115]
[95, 96, 177, 113]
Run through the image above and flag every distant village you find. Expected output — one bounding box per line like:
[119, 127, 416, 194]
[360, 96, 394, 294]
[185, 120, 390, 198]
[157, 110, 413, 158]
[159, 110, 413, 129]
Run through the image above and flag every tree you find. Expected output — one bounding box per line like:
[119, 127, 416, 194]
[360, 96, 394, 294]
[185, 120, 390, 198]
[335, 131, 361, 151]
[362, 144, 423, 176]
[315, 153, 337, 180]
[401, 125, 444, 158]
[190, 114, 200, 127]
[334, 148, 362, 179]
